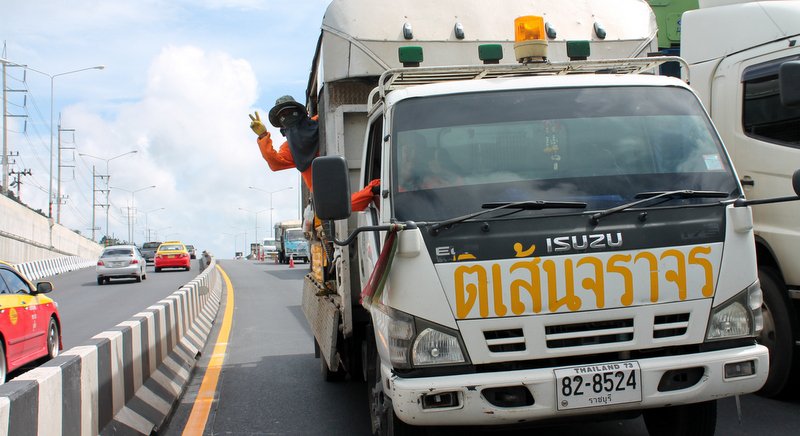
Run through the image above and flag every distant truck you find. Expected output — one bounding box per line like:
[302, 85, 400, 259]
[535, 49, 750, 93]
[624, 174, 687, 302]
[274, 220, 309, 263]
[139, 241, 162, 264]
[263, 239, 279, 260]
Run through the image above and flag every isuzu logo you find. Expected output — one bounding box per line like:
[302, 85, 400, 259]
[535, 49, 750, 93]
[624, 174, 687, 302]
[546, 232, 623, 253]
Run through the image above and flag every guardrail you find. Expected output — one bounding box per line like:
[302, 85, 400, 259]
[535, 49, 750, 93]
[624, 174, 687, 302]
[13, 255, 96, 282]
[0, 257, 223, 435]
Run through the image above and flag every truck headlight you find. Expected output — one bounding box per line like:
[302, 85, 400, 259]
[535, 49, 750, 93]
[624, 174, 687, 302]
[706, 281, 763, 340]
[387, 308, 469, 369]
[413, 326, 466, 366]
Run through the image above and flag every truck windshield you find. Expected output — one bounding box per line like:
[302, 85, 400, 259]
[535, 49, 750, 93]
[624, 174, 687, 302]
[391, 85, 739, 222]
[286, 229, 305, 241]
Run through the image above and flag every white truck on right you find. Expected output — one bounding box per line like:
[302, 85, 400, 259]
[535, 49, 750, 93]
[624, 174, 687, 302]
[681, 0, 800, 397]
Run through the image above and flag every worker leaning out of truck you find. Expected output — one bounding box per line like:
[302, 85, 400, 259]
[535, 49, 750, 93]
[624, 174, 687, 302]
[248, 95, 379, 211]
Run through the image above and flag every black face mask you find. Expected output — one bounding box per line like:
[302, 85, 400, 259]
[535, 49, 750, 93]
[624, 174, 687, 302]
[278, 109, 305, 128]
[280, 113, 319, 172]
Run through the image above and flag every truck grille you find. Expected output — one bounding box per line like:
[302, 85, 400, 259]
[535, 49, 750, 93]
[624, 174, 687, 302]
[653, 313, 690, 338]
[544, 319, 634, 349]
[480, 312, 692, 354]
[483, 328, 526, 352]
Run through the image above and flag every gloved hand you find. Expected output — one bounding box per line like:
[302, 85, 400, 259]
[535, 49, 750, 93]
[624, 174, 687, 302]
[249, 111, 267, 137]
[368, 179, 381, 195]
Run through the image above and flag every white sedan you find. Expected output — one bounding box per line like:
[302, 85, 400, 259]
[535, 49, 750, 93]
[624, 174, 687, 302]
[96, 245, 147, 285]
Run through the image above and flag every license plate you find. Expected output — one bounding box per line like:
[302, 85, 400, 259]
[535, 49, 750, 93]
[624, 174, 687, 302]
[554, 361, 641, 410]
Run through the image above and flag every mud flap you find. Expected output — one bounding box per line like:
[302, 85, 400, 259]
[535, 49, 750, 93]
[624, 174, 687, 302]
[302, 274, 341, 370]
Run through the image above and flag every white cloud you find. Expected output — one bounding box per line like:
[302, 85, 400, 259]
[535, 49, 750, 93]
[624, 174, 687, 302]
[3, 0, 330, 257]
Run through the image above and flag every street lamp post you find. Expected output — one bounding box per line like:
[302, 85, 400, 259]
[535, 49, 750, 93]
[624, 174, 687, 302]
[110, 184, 155, 244]
[80, 150, 137, 242]
[248, 186, 293, 240]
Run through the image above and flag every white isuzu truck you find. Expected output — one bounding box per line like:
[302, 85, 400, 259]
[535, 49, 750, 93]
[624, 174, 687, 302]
[301, 0, 800, 434]
[680, 0, 800, 397]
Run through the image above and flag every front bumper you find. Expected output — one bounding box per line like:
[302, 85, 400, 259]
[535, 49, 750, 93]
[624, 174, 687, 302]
[387, 344, 768, 426]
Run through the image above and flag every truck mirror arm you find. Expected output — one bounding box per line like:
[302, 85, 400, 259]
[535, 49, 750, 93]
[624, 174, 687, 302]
[735, 168, 800, 207]
[733, 195, 800, 208]
[327, 221, 420, 246]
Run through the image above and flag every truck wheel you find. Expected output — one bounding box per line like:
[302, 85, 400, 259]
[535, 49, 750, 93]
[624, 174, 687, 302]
[97, 277, 103, 285]
[757, 267, 798, 398]
[366, 330, 419, 436]
[642, 400, 716, 436]
[317, 340, 346, 382]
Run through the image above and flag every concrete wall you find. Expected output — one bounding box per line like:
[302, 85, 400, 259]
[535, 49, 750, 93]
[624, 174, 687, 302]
[0, 194, 103, 264]
[0, 258, 222, 435]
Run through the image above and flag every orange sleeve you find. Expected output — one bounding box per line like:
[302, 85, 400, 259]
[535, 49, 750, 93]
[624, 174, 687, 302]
[351, 179, 380, 212]
[257, 133, 295, 171]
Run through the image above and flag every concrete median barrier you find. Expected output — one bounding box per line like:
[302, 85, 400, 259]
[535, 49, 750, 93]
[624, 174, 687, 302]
[0, 258, 223, 435]
[13, 255, 96, 282]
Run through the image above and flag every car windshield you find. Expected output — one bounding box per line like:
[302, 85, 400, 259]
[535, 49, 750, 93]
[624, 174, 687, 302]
[391, 86, 739, 222]
[160, 245, 184, 251]
[102, 248, 133, 257]
[143, 242, 161, 249]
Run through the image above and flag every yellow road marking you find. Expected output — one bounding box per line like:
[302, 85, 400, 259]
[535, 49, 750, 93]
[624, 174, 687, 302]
[182, 265, 234, 435]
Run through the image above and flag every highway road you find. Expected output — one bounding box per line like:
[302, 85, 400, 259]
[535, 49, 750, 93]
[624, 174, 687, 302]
[162, 260, 800, 436]
[45, 260, 203, 350]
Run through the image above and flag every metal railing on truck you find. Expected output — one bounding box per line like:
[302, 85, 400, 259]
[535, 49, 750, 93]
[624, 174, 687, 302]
[367, 56, 689, 114]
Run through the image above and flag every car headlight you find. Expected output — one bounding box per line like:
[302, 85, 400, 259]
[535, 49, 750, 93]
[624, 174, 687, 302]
[386, 307, 469, 369]
[706, 280, 763, 340]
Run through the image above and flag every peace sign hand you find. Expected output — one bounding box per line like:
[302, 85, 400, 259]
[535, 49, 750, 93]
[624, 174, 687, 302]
[249, 111, 267, 137]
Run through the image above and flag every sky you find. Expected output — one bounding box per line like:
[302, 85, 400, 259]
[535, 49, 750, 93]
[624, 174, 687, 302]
[2, 0, 331, 258]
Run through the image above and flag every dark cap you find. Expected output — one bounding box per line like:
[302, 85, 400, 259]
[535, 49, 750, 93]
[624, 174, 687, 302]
[268, 95, 306, 127]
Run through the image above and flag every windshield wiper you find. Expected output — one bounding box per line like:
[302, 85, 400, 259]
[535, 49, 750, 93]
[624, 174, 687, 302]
[590, 190, 729, 224]
[430, 200, 587, 234]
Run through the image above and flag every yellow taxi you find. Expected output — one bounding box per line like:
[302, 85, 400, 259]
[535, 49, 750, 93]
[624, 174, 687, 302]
[154, 241, 191, 272]
[0, 261, 62, 384]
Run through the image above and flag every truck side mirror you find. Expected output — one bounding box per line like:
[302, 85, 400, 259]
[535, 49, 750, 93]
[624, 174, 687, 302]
[779, 61, 800, 107]
[312, 156, 352, 220]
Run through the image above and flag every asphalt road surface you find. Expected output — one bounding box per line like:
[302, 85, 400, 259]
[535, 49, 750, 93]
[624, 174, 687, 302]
[163, 260, 800, 435]
[42, 260, 202, 350]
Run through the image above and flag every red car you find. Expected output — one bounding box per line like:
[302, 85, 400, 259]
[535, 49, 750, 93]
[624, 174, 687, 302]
[0, 261, 62, 384]
[154, 241, 192, 272]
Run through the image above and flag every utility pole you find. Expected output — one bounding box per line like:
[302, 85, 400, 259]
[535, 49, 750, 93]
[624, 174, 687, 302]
[9, 168, 32, 200]
[2, 60, 28, 196]
[56, 120, 75, 223]
[91, 165, 109, 242]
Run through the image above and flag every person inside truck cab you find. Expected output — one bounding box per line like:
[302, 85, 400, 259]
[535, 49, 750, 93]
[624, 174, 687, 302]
[397, 132, 461, 191]
[248, 95, 379, 211]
